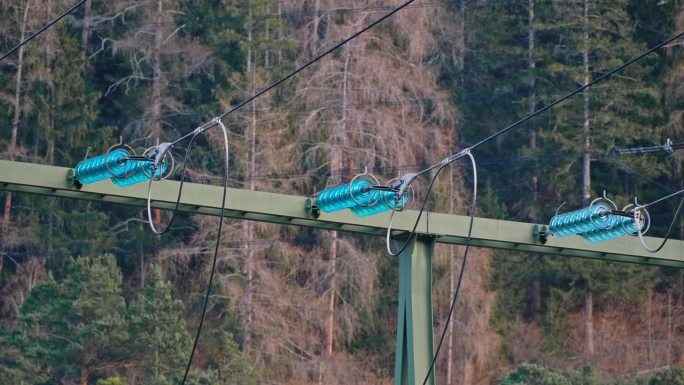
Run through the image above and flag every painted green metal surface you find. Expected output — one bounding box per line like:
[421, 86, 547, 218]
[0, 159, 682, 266]
[2, 159, 684, 385]
[394, 237, 435, 385]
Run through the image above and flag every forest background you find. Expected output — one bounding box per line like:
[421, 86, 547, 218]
[0, 0, 683, 384]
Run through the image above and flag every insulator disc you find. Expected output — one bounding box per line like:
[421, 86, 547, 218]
[111, 160, 167, 187]
[316, 179, 374, 213]
[548, 203, 614, 237]
[74, 149, 130, 185]
[580, 215, 642, 243]
[351, 190, 409, 217]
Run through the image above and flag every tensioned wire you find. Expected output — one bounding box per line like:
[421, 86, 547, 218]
[381, 28, 684, 385]
[3, 0, 682, 380]
[171, 0, 423, 146]
[97, 1, 684, 382]
[173, 1, 422, 384]
[0, 0, 89, 62]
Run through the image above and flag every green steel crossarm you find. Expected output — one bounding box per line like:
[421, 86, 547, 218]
[1, 159, 683, 267]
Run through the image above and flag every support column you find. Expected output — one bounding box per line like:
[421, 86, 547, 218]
[395, 236, 435, 385]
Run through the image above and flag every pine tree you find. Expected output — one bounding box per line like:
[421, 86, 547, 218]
[542, 0, 663, 358]
[9, 255, 128, 385]
[127, 266, 191, 384]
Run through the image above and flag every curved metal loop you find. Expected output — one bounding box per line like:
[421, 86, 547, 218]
[386, 150, 477, 257]
[383, 176, 413, 212]
[141, 146, 175, 180]
[104, 142, 136, 178]
[349, 170, 380, 207]
[586, 191, 619, 231]
[392, 186, 416, 211]
[633, 195, 643, 209]
[635, 198, 683, 253]
[590, 190, 618, 211]
[147, 118, 228, 236]
[553, 202, 567, 217]
[622, 204, 650, 235]
[160, 150, 176, 179]
[141, 146, 160, 180]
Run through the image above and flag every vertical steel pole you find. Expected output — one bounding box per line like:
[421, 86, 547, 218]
[394, 236, 436, 385]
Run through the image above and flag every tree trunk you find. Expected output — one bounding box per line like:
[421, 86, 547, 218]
[81, 0, 92, 62]
[448, 3, 466, 380]
[584, 291, 594, 356]
[456, 0, 465, 84]
[325, 230, 337, 356]
[581, 0, 591, 206]
[140, 211, 146, 287]
[324, 48, 352, 357]
[647, 290, 653, 367]
[668, 290, 672, 364]
[46, 0, 56, 164]
[3, 0, 31, 238]
[530, 278, 541, 313]
[462, 357, 473, 385]
[242, 220, 254, 355]
[152, 0, 163, 142]
[312, 0, 321, 49]
[81, 352, 88, 385]
[528, 0, 537, 222]
[151, 0, 164, 228]
[242, 12, 256, 354]
[278, 0, 283, 64]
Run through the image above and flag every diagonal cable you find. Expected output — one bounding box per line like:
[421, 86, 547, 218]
[0, 0, 89, 63]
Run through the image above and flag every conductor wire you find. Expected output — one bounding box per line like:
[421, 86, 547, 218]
[465, 29, 684, 152]
[0, 0, 89, 63]
[421, 151, 477, 385]
[635, 189, 684, 210]
[179, 119, 229, 385]
[145, 132, 201, 235]
[635, 198, 684, 253]
[385, 151, 469, 256]
[170, 0, 419, 146]
[394, 28, 684, 193]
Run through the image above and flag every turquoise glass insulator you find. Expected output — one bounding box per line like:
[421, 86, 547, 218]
[580, 215, 641, 243]
[316, 179, 374, 213]
[110, 160, 167, 187]
[548, 203, 614, 237]
[350, 189, 409, 217]
[74, 149, 130, 185]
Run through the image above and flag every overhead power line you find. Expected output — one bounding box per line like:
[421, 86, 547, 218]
[171, 0, 421, 146]
[381, 27, 684, 385]
[0, 0, 88, 63]
[170, 1, 420, 384]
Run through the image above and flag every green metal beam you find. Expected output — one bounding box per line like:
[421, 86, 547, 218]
[1, 160, 683, 267]
[395, 237, 435, 385]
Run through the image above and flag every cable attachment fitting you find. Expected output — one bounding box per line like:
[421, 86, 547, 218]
[193, 117, 223, 137]
[442, 148, 470, 167]
[391, 172, 418, 202]
[145, 142, 174, 170]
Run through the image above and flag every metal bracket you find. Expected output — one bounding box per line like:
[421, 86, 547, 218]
[306, 198, 321, 218]
[67, 169, 83, 190]
[534, 224, 549, 245]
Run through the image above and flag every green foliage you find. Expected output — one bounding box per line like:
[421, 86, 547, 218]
[479, 181, 509, 220]
[649, 367, 684, 385]
[1, 0, 683, 384]
[127, 265, 191, 384]
[499, 363, 599, 385]
[97, 377, 127, 385]
[500, 363, 573, 385]
[213, 333, 259, 385]
[8, 255, 127, 382]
